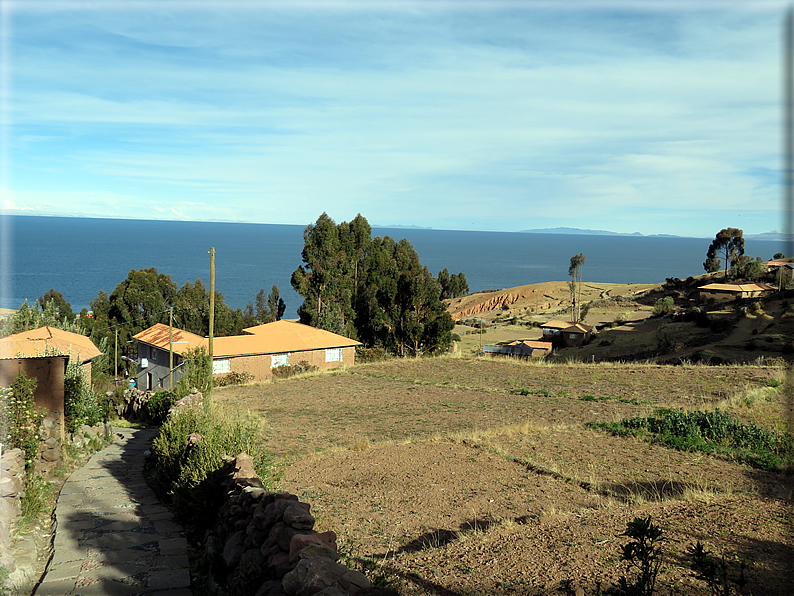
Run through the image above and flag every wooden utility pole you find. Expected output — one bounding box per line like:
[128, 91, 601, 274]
[169, 306, 174, 389]
[114, 329, 118, 379]
[209, 247, 215, 363]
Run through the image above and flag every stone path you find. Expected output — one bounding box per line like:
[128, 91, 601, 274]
[34, 428, 192, 596]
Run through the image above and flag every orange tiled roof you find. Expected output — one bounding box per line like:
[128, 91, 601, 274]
[0, 326, 102, 362]
[134, 320, 361, 358]
[525, 340, 553, 349]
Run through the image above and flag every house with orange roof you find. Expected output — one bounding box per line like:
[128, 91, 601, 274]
[0, 326, 103, 441]
[540, 320, 594, 347]
[698, 282, 774, 301]
[133, 320, 362, 390]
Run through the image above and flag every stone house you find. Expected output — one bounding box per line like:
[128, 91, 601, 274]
[134, 320, 362, 390]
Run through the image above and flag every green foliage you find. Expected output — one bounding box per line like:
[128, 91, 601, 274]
[20, 474, 51, 524]
[64, 360, 104, 432]
[271, 361, 319, 380]
[0, 297, 87, 338]
[704, 228, 744, 279]
[147, 400, 277, 533]
[147, 391, 177, 423]
[214, 371, 254, 387]
[588, 408, 792, 470]
[613, 516, 665, 596]
[437, 269, 469, 299]
[688, 541, 747, 596]
[174, 347, 214, 397]
[293, 213, 455, 356]
[7, 373, 43, 469]
[652, 296, 674, 316]
[254, 285, 286, 323]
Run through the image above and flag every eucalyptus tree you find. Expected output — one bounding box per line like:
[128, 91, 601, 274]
[704, 228, 744, 280]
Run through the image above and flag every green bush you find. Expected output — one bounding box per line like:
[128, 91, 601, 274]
[64, 360, 104, 431]
[147, 399, 277, 534]
[7, 373, 43, 469]
[588, 408, 792, 470]
[653, 296, 674, 316]
[147, 391, 177, 423]
[214, 371, 254, 387]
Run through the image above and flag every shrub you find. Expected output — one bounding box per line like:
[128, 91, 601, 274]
[653, 297, 674, 316]
[614, 516, 665, 596]
[214, 371, 254, 387]
[147, 390, 177, 423]
[147, 399, 277, 534]
[8, 373, 43, 469]
[64, 360, 104, 431]
[588, 408, 792, 470]
[271, 361, 319, 379]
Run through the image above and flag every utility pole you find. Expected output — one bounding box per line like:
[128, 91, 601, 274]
[114, 329, 118, 379]
[169, 306, 174, 389]
[209, 247, 215, 363]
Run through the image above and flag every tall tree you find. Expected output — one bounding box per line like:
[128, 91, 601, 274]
[291, 213, 349, 329]
[568, 253, 586, 323]
[704, 228, 744, 280]
[254, 285, 286, 323]
[37, 289, 75, 322]
[437, 270, 469, 299]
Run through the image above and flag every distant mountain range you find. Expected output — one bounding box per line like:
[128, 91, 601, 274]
[519, 227, 681, 238]
[519, 227, 792, 241]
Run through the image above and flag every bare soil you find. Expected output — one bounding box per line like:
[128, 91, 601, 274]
[216, 358, 794, 595]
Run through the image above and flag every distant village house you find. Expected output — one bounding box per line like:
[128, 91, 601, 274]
[698, 283, 774, 302]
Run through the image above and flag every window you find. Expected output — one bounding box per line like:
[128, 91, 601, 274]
[325, 348, 342, 362]
[150, 345, 157, 363]
[568, 333, 578, 339]
[213, 359, 231, 374]
[271, 353, 289, 368]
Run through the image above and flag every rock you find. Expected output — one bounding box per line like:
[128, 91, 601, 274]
[282, 558, 347, 596]
[289, 532, 338, 562]
[283, 503, 314, 529]
[239, 547, 266, 568]
[338, 569, 372, 593]
[254, 579, 288, 596]
[223, 530, 247, 568]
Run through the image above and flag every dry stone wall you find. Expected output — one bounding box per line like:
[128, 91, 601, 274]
[205, 453, 396, 596]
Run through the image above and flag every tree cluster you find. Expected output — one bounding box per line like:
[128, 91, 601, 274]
[291, 213, 457, 357]
[437, 269, 469, 299]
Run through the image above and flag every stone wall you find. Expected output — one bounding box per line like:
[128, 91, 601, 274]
[206, 453, 395, 596]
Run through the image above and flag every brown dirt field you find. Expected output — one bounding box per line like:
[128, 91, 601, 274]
[216, 358, 793, 595]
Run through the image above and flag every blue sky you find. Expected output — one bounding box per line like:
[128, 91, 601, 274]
[0, 0, 786, 237]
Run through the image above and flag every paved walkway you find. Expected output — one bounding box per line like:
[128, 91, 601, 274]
[34, 428, 192, 596]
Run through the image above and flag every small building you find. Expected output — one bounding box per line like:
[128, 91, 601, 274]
[560, 323, 594, 347]
[0, 326, 103, 442]
[540, 320, 593, 347]
[133, 320, 362, 390]
[483, 340, 552, 358]
[540, 320, 571, 340]
[698, 283, 774, 301]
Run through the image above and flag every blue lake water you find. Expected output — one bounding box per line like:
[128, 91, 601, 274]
[0, 215, 784, 317]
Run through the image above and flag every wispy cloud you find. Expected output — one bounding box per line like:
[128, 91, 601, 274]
[2, 1, 784, 235]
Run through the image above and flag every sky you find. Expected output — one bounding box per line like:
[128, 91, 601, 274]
[0, 0, 789, 237]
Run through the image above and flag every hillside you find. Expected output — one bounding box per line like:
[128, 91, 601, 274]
[446, 276, 794, 364]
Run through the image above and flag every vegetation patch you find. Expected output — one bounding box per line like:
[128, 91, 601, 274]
[587, 408, 793, 470]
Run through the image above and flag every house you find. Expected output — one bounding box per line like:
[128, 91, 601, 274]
[540, 320, 593, 347]
[133, 320, 362, 390]
[560, 323, 594, 347]
[0, 327, 103, 441]
[540, 320, 571, 340]
[698, 283, 774, 302]
[483, 340, 552, 358]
